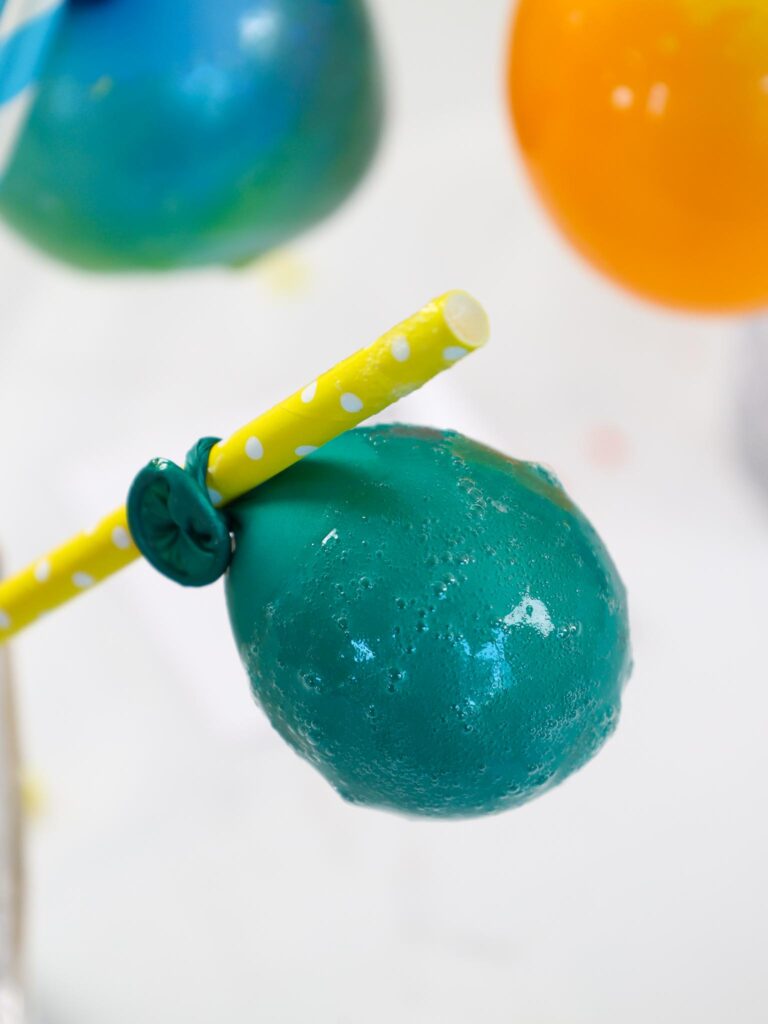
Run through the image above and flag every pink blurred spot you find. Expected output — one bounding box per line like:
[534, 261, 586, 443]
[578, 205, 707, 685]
[586, 425, 631, 470]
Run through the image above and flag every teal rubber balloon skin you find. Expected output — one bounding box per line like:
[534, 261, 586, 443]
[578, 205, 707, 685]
[0, 0, 382, 271]
[226, 426, 632, 818]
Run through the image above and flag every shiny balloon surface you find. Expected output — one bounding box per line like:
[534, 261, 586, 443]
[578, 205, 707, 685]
[0, 0, 382, 270]
[509, 0, 768, 312]
[226, 425, 631, 818]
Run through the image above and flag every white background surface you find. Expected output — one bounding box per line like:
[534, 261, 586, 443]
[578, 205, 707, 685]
[1, 0, 767, 1021]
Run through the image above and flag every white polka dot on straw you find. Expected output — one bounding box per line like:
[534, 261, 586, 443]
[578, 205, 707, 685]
[72, 572, 94, 590]
[112, 526, 131, 550]
[295, 446, 318, 457]
[390, 336, 410, 362]
[301, 381, 317, 403]
[443, 346, 467, 363]
[0, 611, 10, 630]
[34, 560, 50, 583]
[245, 437, 264, 460]
[341, 393, 363, 413]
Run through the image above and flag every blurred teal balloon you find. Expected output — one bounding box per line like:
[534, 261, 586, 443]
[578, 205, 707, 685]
[0, 0, 383, 270]
[226, 426, 632, 818]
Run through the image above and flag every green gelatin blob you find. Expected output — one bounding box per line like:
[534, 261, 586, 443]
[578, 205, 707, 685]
[226, 425, 632, 818]
[0, 0, 382, 271]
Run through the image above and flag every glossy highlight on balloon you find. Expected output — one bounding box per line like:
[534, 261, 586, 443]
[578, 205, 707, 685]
[508, 0, 768, 312]
[0, 0, 383, 270]
[226, 425, 632, 818]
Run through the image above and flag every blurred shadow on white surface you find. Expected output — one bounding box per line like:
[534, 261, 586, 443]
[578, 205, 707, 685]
[740, 319, 768, 501]
[0, 614, 23, 1023]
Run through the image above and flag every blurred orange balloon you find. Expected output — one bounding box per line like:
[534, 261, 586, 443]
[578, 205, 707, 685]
[508, 0, 768, 313]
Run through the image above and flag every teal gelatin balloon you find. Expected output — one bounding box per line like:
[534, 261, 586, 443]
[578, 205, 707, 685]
[0, 0, 382, 270]
[226, 425, 632, 818]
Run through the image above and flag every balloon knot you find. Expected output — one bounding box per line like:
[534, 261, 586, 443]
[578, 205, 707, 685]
[127, 437, 232, 587]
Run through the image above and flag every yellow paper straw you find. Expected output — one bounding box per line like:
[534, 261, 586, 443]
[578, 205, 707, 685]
[0, 291, 490, 644]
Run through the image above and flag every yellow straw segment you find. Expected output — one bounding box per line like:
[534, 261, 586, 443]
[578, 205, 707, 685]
[0, 291, 489, 644]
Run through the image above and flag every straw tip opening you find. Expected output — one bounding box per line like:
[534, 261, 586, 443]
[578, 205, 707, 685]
[443, 291, 490, 350]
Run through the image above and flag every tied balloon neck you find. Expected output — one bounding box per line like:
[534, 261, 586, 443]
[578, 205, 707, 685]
[127, 437, 233, 587]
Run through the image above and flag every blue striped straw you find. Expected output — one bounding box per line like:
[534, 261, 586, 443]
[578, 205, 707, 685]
[0, 0, 65, 174]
